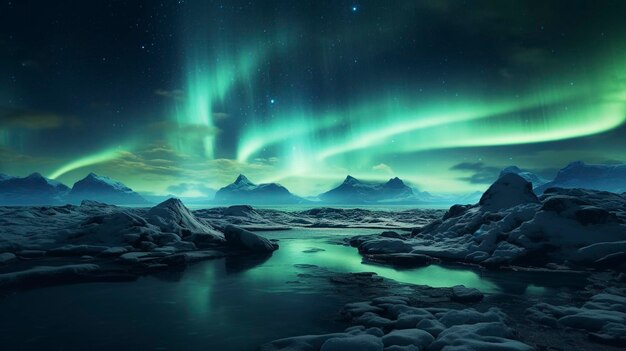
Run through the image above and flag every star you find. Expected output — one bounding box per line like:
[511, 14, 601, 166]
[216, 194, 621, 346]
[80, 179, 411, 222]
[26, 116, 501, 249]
[351, 5, 358, 12]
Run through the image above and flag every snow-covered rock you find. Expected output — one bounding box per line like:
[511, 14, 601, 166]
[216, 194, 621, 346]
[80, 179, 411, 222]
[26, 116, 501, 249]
[223, 225, 278, 252]
[262, 295, 533, 351]
[451, 285, 484, 303]
[381, 329, 434, 348]
[499, 166, 549, 189]
[478, 173, 539, 212]
[351, 174, 626, 268]
[526, 290, 626, 345]
[146, 198, 223, 240]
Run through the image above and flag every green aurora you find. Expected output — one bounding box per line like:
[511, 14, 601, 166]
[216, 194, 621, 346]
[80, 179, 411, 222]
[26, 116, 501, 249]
[2, 1, 626, 197]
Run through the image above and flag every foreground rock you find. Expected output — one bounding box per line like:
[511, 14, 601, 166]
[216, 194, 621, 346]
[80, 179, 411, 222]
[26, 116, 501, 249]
[223, 225, 278, 252]
[526, 288, 626, 346]
[451, 285, 484, 303]
[261, 294, 533, 351]
[0, 198, 268, 290]
[196, 205, 444, 230]
[353, 173, 626, 269]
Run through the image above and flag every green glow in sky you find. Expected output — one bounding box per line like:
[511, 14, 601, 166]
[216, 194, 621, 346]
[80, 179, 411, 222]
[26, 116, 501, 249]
[7, 2, 626, 198]
[48, 147, 126, 179]
[172, 43, 265, 159]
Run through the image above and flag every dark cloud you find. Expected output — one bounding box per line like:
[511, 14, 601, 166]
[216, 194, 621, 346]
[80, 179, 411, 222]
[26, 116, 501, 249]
[0, 108, 80, 130]
[154, 89, 185, 101]
[450, 162, 501, 184]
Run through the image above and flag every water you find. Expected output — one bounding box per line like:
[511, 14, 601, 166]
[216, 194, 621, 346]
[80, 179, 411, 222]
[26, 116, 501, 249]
[184, 203, 453, 211]
[0, 228, 586, 350]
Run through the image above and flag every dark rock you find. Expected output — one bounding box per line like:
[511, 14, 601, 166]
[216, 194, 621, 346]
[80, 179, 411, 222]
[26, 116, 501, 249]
[364, 253, 434, 267]
[223, 225, 278, 252]
[443, 204, 473, 220]
[541, 195, 589, 213]
[575, 206, 619, 225]
[451, 285, 484, 303]
[479, 173, 540, 211]
[223, 205, 256, 216]
[380, 231, 403, 239]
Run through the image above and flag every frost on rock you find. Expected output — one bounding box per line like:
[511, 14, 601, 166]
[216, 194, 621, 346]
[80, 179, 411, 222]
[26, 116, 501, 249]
[351, 173, 626, 268]
[261, 295, 533, 351]
[146, 198, 223, 239]
[526, 289, 626, 345]
[0, 198, 244, 289]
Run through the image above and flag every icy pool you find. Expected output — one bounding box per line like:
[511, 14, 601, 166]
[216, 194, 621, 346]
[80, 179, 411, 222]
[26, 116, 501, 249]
[0, 228, 586, 350]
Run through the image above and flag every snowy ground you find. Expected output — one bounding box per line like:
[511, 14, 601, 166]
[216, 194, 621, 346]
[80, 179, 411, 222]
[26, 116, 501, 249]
[353, 174, 626, 270]
[0, 198, 279, 290]
[1, 173, 625, 349]
[0, 199, 440, 291]
[195, 205, 443, 230]
[260, 266, 626, 351]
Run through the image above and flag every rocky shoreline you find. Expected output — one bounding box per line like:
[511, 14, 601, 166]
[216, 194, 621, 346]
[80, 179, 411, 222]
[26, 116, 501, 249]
[1, 173, 625, 349]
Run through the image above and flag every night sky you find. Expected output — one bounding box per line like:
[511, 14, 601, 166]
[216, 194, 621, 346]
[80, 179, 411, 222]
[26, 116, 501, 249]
[1, 0, 625, 197]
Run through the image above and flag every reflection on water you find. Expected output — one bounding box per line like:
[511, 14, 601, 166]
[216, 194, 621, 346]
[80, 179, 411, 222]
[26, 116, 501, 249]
[0, 228, 586, 351]
[243, 228, 498, 292]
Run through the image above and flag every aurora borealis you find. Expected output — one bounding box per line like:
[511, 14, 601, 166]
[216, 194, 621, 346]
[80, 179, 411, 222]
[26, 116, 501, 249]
[1, 1, 626, 197]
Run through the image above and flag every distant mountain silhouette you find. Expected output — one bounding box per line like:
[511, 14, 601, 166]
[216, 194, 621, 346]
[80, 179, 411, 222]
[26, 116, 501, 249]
[214, 174, 306, 204]
[319, 176, 418, 204]
[68, 172, 148, 205]
[535, 161, 626, 194]
[0, 173, 69, 205]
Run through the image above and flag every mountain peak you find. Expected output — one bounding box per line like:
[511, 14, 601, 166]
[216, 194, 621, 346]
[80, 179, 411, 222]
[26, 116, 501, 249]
[385, 177, 405, 188]
[69, 173, 146, 204]
[343, 175, 359, 184]
[25, 172, 44, 179]
[235, 174, 254, 185]
[564, 160, 586, 169]
[215, 174, 304, 204]
[501, 166, 522, 174]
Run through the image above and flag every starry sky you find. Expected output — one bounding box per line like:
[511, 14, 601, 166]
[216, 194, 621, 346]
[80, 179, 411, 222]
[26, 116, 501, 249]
[1, 0, 626, 197]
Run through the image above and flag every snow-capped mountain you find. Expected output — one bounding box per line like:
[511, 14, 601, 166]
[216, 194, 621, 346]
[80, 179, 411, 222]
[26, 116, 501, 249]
[319, 176, 419, 204]
[535, 161, 626, 194]
[0, 173, 14, 182]
[0, 172, 70, 205]
[499, 166, 549, 189]
[213, 174, 306, 204]
[68, 172, 148, 205]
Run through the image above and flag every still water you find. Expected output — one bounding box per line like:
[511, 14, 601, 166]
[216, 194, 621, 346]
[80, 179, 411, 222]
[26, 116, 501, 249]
[0, 228, 584, 350]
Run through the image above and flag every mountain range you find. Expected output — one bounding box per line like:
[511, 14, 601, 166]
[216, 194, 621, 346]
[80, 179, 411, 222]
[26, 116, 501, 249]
[213, 174, 306, 205]
[319, 175, 418, 204]
[0, 172, 147, 205]
[534, 161, 626, 194]
[2, 160, 625, 206]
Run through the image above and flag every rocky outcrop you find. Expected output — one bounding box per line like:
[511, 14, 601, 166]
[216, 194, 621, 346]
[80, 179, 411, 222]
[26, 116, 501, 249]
[223, 225, 278, 252]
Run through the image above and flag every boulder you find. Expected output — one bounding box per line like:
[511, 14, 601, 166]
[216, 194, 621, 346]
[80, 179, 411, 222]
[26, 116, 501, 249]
[451, 285, 484, 303]
[223, 225, 278, 252]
